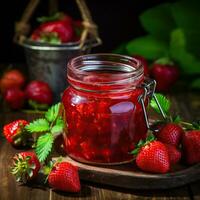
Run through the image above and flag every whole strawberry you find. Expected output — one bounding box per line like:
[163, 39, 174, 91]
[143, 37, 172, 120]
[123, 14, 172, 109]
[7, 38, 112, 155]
[48, 162, 80, 192]
[3, 120, 30, 147]
[11, 152, 40, 183]
[132, 135, 170, 173]
[25, 80, 53, 109]
[155, 123, 184, 147]
[0, 69, 25, 94]
[31, 13, 74, 44]
[150, 58, 179, 92]
[164, 144, 181, 165]
[182, 130, 200, 165]
[4, 88, 25, 110]
[133, 55, 149, 76]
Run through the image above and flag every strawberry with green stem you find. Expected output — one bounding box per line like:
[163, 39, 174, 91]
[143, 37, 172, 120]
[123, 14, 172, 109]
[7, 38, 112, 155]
[131, 134, 170, 173]
[182, 121, 200, 165]
[150, 93, 184, 146]
[25, 103, 65, 162]
[3, 120, 31, 147]
[11, 152, 40, 183]
[43, 159, 81, 192]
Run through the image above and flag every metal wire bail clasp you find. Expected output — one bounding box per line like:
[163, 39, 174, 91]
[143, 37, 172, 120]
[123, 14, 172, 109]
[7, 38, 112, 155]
[138, 79, 167, 131]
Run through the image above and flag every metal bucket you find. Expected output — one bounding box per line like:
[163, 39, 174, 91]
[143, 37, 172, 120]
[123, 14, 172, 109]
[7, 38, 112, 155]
[22, 39, 98, 102]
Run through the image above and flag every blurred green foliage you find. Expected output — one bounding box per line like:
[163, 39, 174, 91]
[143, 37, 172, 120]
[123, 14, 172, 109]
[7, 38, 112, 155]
[113, 0, 200, 89]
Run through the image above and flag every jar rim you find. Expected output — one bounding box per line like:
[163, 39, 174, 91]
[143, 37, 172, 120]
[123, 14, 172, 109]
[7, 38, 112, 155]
[67, 53, 144, 92]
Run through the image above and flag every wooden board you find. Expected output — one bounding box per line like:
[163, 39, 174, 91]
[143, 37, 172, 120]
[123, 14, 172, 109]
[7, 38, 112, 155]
[61, 156, 200, 190]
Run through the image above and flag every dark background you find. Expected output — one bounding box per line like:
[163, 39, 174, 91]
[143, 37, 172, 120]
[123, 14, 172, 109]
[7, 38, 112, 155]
[0, 0, 175, 62]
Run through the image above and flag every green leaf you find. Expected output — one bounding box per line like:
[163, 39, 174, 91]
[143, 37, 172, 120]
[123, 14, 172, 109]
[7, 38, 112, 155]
[171, 0, 200, 57]
[190, 78, 200, 90]
[169, 29, 200, 75]
[130, 148, 139, 155]
[140, 3, 176, 41]
[28, 100, 49, 110]
[126, 35, 168, 60]
[37, 12, 62, 23]
[51, 117, 64, 135]
[35, 133, 54, 162]
[173, 115, 182, 123]
[26, 118, 50, 133]
[150, 93, 170, 115]
[112, 43, 128, 55]
[45, 103, 61, 122]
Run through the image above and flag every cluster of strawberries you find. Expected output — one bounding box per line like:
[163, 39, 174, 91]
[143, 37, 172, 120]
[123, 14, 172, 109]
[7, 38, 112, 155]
[4, 120, 80, 192]
[0, 69, 53, 110]
[133, 123, 200, 173]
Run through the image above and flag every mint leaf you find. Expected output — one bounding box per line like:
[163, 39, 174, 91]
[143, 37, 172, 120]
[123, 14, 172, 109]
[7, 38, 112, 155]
[140, 3, 176, 41]
[51, 117, 64, 135]
[150, 93, 170, 115]
[126, 35, 168, 60]
[35, 133, 54, 162]
[45, 103, 61, 122]
[26, 119, 49, 133]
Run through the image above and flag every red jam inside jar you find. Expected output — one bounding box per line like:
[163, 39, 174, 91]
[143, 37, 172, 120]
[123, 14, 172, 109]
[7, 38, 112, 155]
[62, 54, 148, 164]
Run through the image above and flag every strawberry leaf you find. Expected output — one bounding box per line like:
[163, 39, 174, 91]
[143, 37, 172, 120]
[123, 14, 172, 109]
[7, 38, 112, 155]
[192, 121, 200, 130]
[35, 133, 54, 162]
[173, 115, 182, 123]
[150, 93, 170, 115]
[126, 35, 168, 60]
[51, 117, 64, 135]
[26, 119, 50, 133]
[37, 12, 62, 23]
[130, 148, 139, 155]
[45, 103, 61, 123]
[140, 3, 176, 41]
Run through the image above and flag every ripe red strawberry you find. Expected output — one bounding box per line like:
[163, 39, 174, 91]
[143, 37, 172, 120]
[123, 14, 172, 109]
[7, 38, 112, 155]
[156, 123, 184, 146]
[4, 88, 25, 109]
[164, 144, 181, 165]
[182, 130, 200, 165]
[0, 69, 25, 94]
[133, 55, 149, 76]
[11, 152, 40, 183]
[134, 139, 170, 173]
[48, 162, 80, 192]
[25, 81, 53, 107]
[3, 120, 29, 147]
[31, 13, 74, 44]
[150, 58, 179, 92]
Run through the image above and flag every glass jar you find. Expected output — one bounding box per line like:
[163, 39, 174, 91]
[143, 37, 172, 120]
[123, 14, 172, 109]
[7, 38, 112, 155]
[62, 54, 151, 165]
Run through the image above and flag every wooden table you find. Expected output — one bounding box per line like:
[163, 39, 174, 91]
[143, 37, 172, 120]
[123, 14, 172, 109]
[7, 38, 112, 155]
[0, 92, 200, 200]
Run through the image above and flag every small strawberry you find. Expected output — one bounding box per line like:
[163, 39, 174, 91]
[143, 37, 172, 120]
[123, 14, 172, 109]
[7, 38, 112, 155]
[150, 58, 179, 92]
[47, 162, 80, 192]
[11, 152, 40, 183]
[155, 123, 184, 147]
[0, 69, 25, 94]
[4, 88, 25, 110]
[132, 135, 170, 173]
[164, 144, 181, 165]
[25, 80, 53, 109]
[133, 55, 149, 76]
[182, 130, 200, 165]
[3, 120, 30, 147]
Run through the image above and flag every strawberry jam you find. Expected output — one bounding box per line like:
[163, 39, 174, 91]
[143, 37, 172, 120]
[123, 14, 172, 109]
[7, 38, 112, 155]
[62, 54, 148, 164]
